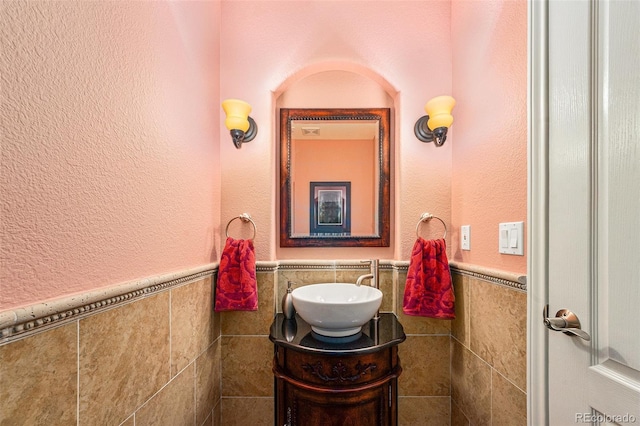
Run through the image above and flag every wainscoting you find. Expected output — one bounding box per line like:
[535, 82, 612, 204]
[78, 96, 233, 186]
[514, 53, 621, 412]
[0, 267, 220, 426]
[449, 264, 527, 425]
[1, 260, 526, 425]
[219, 260, 527, 426]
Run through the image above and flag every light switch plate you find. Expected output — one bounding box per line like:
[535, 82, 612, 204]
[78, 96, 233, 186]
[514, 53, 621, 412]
[461, 225, 470, 250]
[499, 222, 524, 255]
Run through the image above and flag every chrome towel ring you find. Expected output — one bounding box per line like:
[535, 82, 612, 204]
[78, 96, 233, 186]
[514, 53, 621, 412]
[225, 213, 257, 240]
[415, 212, 447, 239]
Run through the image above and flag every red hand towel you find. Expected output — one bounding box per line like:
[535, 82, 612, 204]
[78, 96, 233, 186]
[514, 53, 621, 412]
[402, 237, 455, 319]
[214, 237, 258, 312]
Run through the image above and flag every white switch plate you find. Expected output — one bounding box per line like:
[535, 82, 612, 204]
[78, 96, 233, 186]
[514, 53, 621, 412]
[461, 225, 470, 250]
[499, 222, 524, 255]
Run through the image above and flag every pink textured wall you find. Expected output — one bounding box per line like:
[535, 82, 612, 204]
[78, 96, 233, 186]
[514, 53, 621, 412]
[451, 0, 528, 273]
[220, 1, 453, 261]
[0, 1, 221, 310]
[1, 0, 528, 311]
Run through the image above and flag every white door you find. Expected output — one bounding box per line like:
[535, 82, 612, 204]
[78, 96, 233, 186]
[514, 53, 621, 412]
[529, 0, 640, 425]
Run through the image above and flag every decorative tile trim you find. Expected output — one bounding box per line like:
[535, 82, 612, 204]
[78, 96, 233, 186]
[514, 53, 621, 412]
[274, 260, 395, 270]
[391, 260, 409, 271]
[0, 259, 525, 345]
[0, 264, 218, 344]
[273, 262, 337, 271]
[448, 261, 527, 292]
[256, 261, 279, 272]
[388, 260, 526, 291]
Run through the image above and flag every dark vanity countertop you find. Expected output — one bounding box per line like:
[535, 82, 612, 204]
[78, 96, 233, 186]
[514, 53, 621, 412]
[269, 313, 406, 355]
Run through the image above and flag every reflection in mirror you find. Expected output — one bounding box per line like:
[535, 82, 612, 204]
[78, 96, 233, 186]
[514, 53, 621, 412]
[280, 108, 390, 247]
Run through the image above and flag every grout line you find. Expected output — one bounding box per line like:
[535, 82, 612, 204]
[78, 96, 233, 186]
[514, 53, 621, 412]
[218, 336, 223, 422]
[76, 320, 80, 426]
[168, 291, 172, 380]
[490, 366, 493, 425]
[219, 396, 273, 399]
[404, 333, 451, 337]
[449, 333, 453, 425]
[450, 334, 527, 394]
[136, 358, 197, 416]
[193, 356, 197, 426]
[492, 366, 527, 394]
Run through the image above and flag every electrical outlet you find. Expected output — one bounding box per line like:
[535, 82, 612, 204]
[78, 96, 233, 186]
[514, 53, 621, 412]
[461, 225, 470, 250]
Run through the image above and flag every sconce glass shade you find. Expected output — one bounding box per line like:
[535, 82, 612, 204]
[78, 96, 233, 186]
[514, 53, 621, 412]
[425, 95, 455, 131]
[414, 95, 456, 147]
[222, 98, 257, 149]
[222, 99, 251, 132]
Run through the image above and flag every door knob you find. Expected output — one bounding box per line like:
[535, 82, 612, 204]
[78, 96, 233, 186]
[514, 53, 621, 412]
[543, 305, 591, 341]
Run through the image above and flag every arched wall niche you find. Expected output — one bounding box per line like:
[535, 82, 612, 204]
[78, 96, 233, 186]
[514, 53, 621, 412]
[274, 63, 397, 259]
[275, 61, 396, 108]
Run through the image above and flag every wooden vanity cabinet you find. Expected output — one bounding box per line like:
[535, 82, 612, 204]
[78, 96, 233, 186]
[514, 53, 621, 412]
[270, 314, 405, 426]
[273, 345, 400, 426]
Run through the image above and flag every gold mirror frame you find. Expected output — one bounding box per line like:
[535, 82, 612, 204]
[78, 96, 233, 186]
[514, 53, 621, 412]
[279, 108, 390, 247]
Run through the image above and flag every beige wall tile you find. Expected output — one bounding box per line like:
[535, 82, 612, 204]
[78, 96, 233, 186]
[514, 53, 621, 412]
[196, 339, 221, 425]
[492, 369, 527, 426]
[172, 277, 215, 374]
[336, 267, 394, 312]
[451, 273, 470, 347]
[379, 268, 394, 312]
[399, 396, 450, 426]
[0, 323, 77, 426]
[398, 335, 450, 396]
[221, 271, 275, 335]
[213, 401, 221, 425]
[200, 411, 213, 426]
[335, 265, 368, 284]
[396, 275, 451, 335]
[136, 363, 195, 426]
[220, 397, 273, 426]
[451, 339, 491, 425]
[277, 268, 336, 291]
[79, 292, 170, 425]
[469, 278, 527, 389]
[451, 398, 470, 426]
[222, 336, 273, 397]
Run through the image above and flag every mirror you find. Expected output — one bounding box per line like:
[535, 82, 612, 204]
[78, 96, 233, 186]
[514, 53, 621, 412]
[280, 108, 390, 247]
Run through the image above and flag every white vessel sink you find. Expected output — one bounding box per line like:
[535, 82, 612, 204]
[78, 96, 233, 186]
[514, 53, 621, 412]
[291, 283, 383, 337]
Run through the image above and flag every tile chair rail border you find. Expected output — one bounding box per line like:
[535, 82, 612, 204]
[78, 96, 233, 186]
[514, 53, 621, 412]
[0, 260, 525, 344]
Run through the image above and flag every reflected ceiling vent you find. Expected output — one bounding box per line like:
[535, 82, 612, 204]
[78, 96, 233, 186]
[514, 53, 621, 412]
[301, 127, 320, 136]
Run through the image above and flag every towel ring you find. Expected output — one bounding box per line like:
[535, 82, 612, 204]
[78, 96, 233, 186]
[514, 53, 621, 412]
[225, 213, 257, 240]
[415, 212, 447, 239]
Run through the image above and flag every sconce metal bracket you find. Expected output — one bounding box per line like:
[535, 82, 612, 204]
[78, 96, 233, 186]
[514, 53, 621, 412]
[414, 115, 447, 147]
[243, 116, 258, 142]
[231, 116, 258, 149]
[414, 115, 435, 143]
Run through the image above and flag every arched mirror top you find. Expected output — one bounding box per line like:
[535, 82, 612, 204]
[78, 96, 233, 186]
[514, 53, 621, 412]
[279, 108, 391, 247]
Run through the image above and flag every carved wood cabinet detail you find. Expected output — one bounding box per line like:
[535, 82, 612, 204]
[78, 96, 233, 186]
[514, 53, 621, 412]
[273, 345, 402, 426]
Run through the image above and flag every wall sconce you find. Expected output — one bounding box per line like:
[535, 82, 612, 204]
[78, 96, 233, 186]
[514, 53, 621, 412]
[414, 95, 456, 147]
[222, 99, 258, 149]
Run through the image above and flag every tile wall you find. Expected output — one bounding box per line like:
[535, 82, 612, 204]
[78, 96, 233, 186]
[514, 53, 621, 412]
[395, 266, 452, 426]
[219, 265, 277, 426]
[0, 272, 220, 426]
[450, 270, 528, 425]
[218, 260, 526, 425]
[0, 261, 527, 426]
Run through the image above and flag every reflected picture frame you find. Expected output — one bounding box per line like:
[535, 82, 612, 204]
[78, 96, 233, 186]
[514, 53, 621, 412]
[310, 181, 351, 235]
